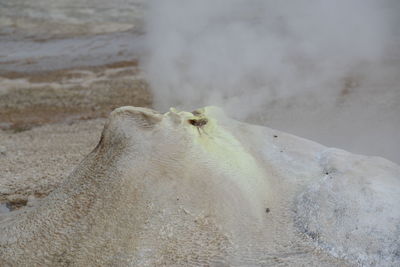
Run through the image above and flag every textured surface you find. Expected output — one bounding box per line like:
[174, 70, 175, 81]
[0, 61, 151, 130]
[1, 106, 399, 266]
[0, 119, 105, 204]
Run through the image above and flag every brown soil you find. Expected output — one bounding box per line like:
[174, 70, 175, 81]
[0, 60, 139, 81]
[0, 60, 152, 131]
[0, 59, 152, 204]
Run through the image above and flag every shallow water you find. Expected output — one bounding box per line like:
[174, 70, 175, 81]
[0, 204, 9, 214]
[0, 0, 144, 36]
[0, 0, 145, 73]
[0, 32, 143, 72]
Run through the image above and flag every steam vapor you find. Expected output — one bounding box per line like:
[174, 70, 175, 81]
[141, 0, 400, 162]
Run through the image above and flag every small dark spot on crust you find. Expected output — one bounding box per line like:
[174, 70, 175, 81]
[308, 231, 320, 240]
[273, 135, 278, 138]
[265, 208, 270, 213]
[325, 172, 329, 175]
[188, 118, 208, 127]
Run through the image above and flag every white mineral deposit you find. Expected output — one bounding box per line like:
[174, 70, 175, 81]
[1, 106, 398, 266]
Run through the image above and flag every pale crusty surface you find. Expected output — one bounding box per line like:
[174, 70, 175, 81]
[0, 119, 105, 204]
[0, 106, 398, 266]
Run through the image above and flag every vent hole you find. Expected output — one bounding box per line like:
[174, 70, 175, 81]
[188, 118, 208, 127]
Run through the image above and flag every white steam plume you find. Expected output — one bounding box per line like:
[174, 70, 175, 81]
[141, 0, 400, 162]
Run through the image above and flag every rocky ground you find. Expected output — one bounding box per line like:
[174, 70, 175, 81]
[0, 0, 152, 209]
[0, 61, 152, 209]
[0, 64, 151, 210]
[0, 50, 156, 209]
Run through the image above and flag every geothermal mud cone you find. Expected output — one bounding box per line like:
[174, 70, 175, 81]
[0, 106, 399, 266]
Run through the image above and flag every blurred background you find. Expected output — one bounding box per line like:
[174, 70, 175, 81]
[0, 0, 399, 164]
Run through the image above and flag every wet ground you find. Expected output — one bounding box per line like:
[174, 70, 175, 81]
[0, 60, 150, 130]
[0, 0, 151, 207]
[0, 0, 150, 130]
